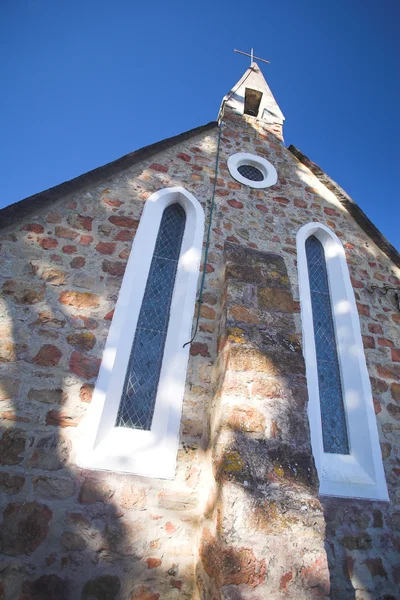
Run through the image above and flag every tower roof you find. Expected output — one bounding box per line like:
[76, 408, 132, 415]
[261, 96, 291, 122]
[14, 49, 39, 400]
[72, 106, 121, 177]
[219, 62, 284, 125]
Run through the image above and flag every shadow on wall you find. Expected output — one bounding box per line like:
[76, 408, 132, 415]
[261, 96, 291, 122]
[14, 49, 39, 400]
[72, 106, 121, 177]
[0, 115, 395, 599]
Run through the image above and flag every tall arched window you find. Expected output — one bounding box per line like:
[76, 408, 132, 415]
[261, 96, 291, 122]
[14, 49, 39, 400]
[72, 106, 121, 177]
[297, 223, 388, 500]
[78, 187, 204, 479]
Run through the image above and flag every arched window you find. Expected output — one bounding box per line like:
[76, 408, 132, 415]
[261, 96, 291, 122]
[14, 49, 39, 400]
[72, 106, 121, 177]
[78, 187, 204, 479]
[297, 223, 388, 500]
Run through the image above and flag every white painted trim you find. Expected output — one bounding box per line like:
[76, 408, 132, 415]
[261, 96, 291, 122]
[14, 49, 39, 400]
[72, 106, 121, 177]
[227, 152, 277, 189]
[297, 223, 388, 500]
[77, 187, 204, 479]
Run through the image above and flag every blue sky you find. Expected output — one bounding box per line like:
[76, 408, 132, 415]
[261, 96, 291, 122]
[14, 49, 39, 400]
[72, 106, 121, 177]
[1, 0, 399, 248]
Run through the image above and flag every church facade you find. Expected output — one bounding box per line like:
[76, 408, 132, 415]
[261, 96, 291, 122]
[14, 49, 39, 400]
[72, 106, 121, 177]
[0, 64, 399, 600]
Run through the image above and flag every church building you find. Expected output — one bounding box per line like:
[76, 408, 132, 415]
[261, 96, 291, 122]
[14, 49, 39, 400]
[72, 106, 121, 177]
[0, 62, 399, 600]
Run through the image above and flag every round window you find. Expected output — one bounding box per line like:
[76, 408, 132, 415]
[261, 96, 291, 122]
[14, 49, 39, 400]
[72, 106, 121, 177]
[227, 153, 278, 189]
[237, 164, 264, 182]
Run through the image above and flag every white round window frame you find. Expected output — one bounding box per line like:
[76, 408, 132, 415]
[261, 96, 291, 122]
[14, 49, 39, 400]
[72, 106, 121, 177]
[227, 152, 277, 188]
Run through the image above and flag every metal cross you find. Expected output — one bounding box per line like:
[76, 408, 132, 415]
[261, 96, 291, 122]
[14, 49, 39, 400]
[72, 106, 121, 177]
[234, 48, 270, 65]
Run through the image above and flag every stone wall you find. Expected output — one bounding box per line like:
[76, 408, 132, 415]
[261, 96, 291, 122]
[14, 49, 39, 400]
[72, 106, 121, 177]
[0, 100, 399, 600]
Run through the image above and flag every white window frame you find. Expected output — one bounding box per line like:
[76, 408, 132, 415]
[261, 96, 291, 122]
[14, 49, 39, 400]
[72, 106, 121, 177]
[227, 152, 277, 189]
[77, 187, 204, 479]
[297, 222, 388, 500]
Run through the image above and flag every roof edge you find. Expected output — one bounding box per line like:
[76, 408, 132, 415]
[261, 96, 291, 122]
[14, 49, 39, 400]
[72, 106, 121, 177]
[0, 121, 218, 231]
[288, 145, 400, 268]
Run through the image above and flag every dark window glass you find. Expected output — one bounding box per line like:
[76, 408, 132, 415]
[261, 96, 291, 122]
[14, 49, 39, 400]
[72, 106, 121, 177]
[116, 203, 186, 430]
[306, 235, 349, 454]
[237, 164, 264, 182]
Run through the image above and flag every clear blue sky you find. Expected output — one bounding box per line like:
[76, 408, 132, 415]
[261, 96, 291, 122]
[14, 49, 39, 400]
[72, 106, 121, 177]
[1, 0, 399, 248]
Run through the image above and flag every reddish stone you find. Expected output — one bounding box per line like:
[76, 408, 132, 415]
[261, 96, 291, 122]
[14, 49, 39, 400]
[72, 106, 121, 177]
[227, 199, 243, 209]
[67, 332, 96, 350]
[198, 301, 215, 318]
[205, 263, 214, 273]
[103, 197, 123, 207]
[356, 303, 370, 317]
[22, 223, 44, 234]
[145, 558, 162, 569]
[351, 276, 364, 289]
[373, 398, 382, 415]
[226, 235, 240, 243]
[79, 234, 93, 245]
[294, 199, 308, 208]
[324, 207, 340, 216]
[369, 323, 383, 334]
[280, 571, 293, 591]
[377, 364, 400, 380]
[0, 412, 30, 423]
[149, 163, 168, 172]
[104, 309, 115, 321]
[46, 212, 62, 223]
[80, 383, 94, 403]
[216, 189, 229, 196]
[115, 228, 135, 241]
[55, 226, 78, 239]
[69, 351, 101, 380]
[66, 201, 77, 209]
[378, 338, 394, 347]
[32, 345, 62, 367]
[391, 348, 400, 362]
[96, 241, 116, 255]
[0, 502, 52, 556]
[362, 335, 375, 349]
[46, 410, 80, 428]
[62, 244, 77, 254]
[38, 237, 58, 250]
[255, 204, 269, 213]
[273, 196, 290, 205]
[67, 214, 93, 231]
[108, 215, 139, 229]
[70, 256, 85, 269]
[102, 259, 126, 277]
[190, 342, 210, 357]
[177, 152, 191, 161]
[130, 585, 160, 600]
[60, 290, 100, 309]
[228, 181, 241, 189]
[119, 247, 130, 259]
[387, 403, 400, 420]
[391, 382, 400, 402]
[165, 522, 177, 535]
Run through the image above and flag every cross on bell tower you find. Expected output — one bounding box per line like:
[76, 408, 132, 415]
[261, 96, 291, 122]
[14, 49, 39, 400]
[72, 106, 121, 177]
[234, 48, 270, 66]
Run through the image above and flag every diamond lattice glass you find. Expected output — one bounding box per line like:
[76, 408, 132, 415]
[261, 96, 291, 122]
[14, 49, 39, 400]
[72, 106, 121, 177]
[237, 164, 264, 182]
[306, 235, 349, 454]
[115, 203, 186, 430]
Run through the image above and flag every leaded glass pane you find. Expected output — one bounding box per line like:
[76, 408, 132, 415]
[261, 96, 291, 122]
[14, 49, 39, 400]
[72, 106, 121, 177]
[116, 203, 186, 430]
[306, 235, 349, 454]
[237, 164, 264, 182]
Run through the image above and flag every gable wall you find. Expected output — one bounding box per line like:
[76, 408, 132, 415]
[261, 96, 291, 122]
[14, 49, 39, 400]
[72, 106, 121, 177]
[0, 105, 399, 599]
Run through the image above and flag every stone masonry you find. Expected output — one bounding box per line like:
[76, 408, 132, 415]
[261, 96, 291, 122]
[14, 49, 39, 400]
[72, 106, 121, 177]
[0, 66, 399, 599]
